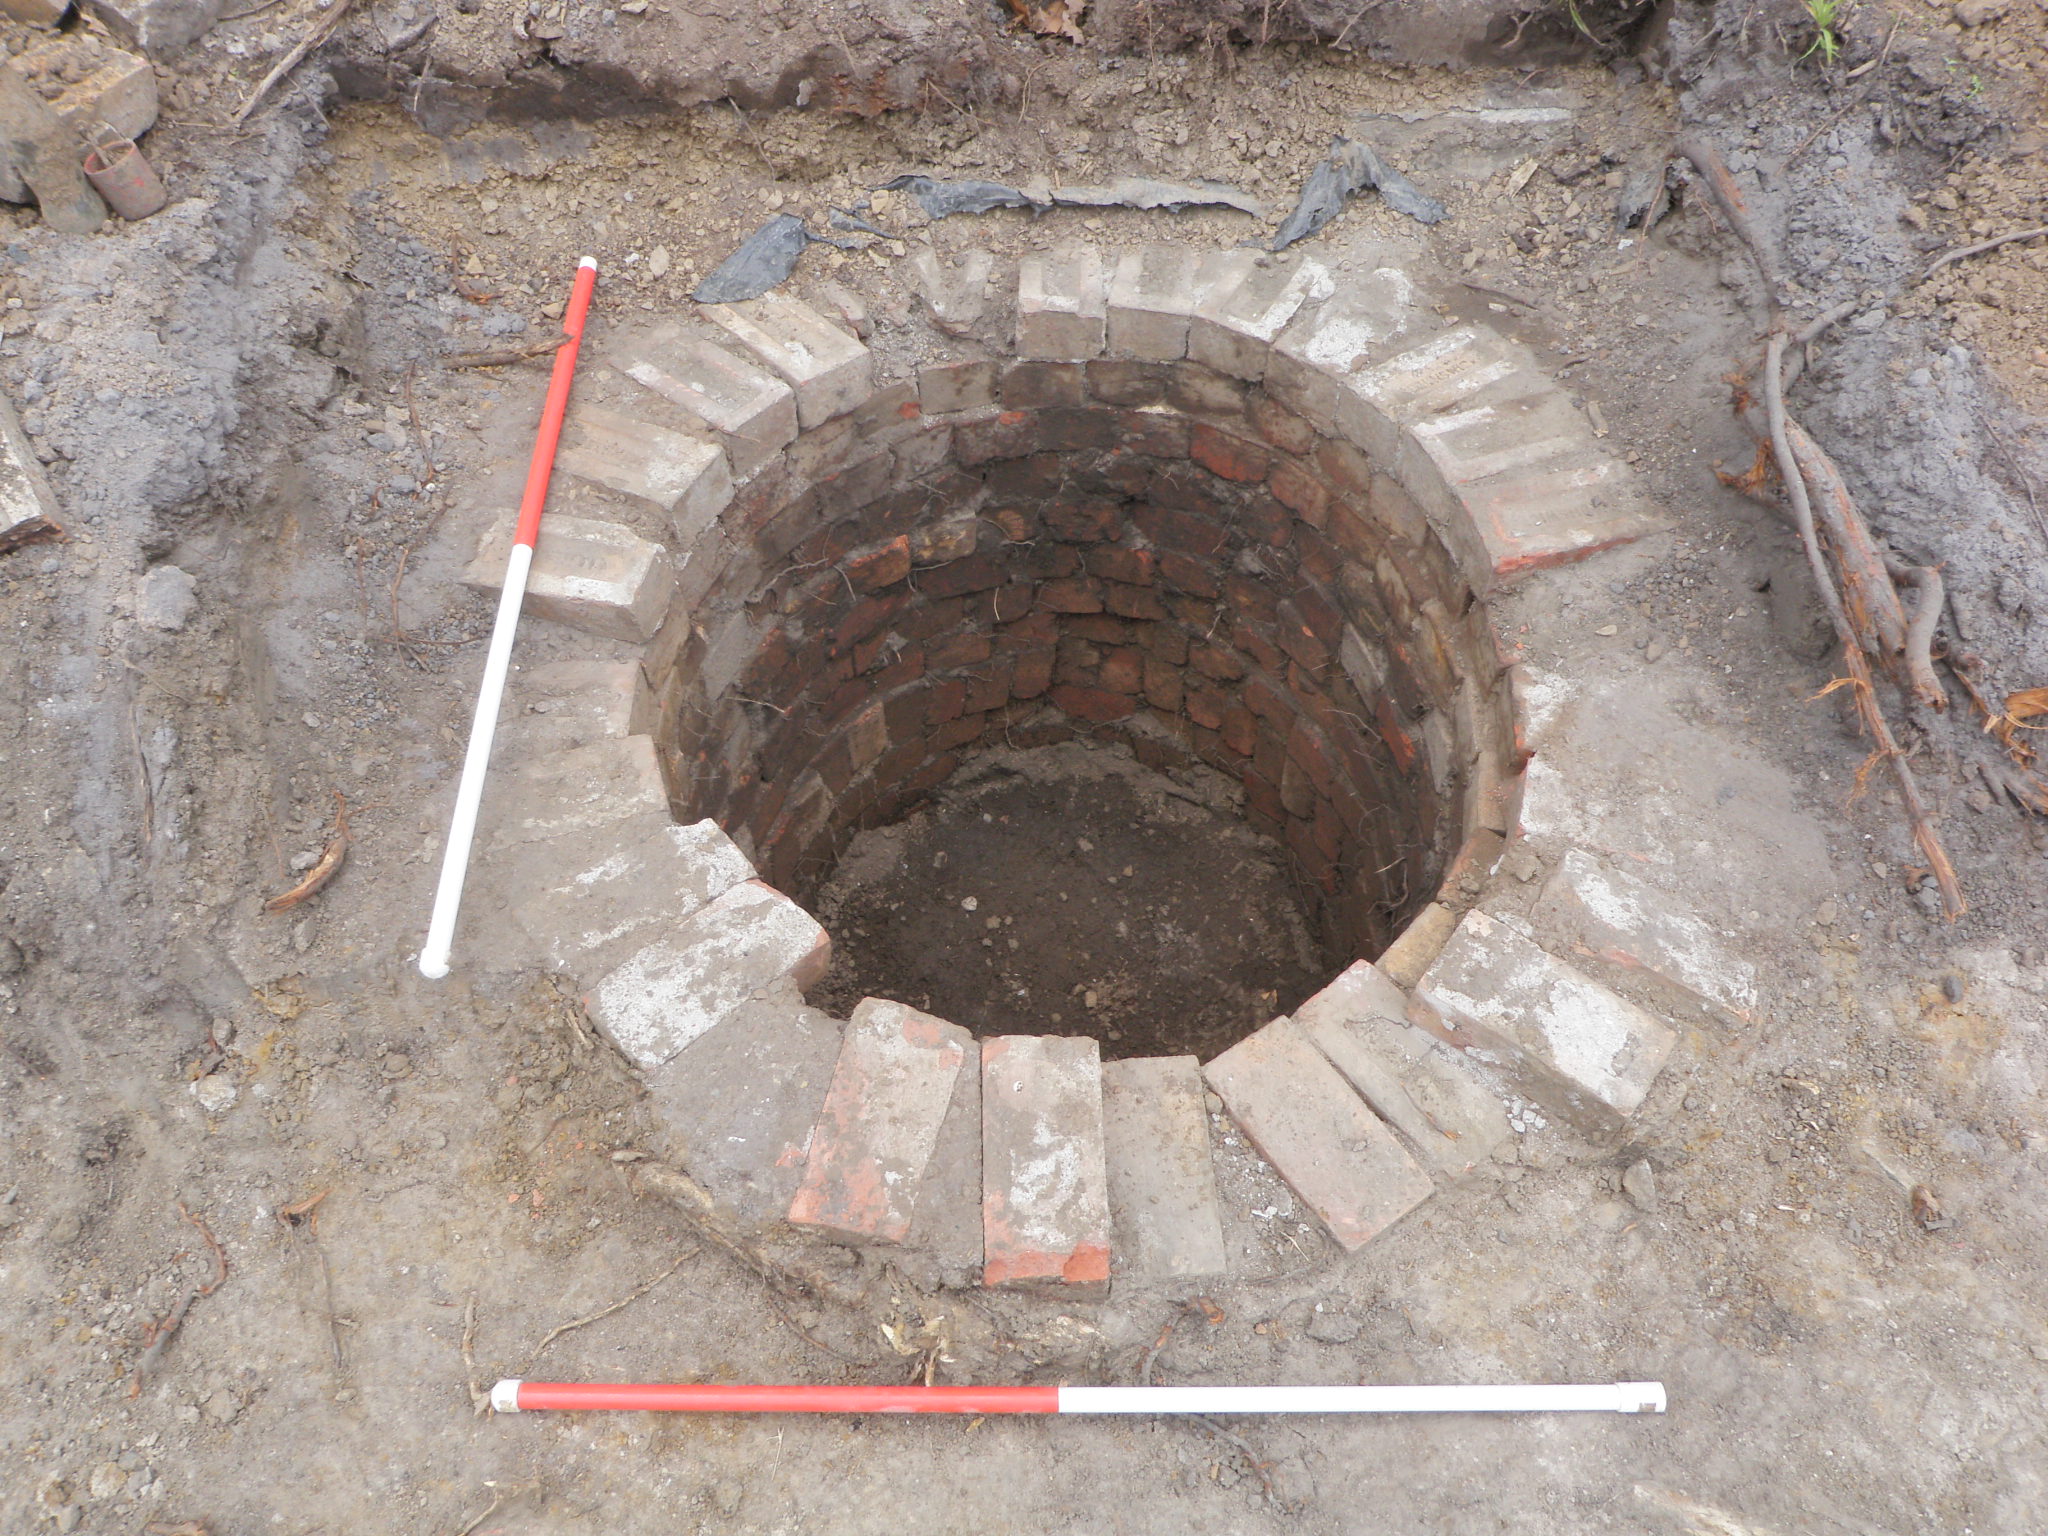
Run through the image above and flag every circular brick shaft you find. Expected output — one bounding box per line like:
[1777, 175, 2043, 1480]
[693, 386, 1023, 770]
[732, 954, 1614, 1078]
[646, 354, 1515, 1033]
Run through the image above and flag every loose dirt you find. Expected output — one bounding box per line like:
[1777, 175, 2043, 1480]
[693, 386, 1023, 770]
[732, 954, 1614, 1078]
[4, 1, 2048, 1533]
[811, 743, 1329, 1058]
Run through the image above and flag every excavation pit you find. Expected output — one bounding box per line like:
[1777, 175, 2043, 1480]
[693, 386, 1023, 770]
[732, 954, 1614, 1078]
[638, 345, 1521, 1060]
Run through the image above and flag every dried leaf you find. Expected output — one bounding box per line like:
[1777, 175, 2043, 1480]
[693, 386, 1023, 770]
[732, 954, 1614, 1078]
[2004, 687, 2048, 723]
[1004, 0, 1084, 40]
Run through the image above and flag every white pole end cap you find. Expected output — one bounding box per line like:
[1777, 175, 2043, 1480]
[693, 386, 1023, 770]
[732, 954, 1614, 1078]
[1617, 1382, 1666, 1414]
[491, 1379, 523, 1414]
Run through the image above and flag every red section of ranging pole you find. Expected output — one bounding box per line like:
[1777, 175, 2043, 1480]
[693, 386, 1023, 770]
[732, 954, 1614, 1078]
[504, 1381, 1061, 1415]
[512, 258, 599, 550]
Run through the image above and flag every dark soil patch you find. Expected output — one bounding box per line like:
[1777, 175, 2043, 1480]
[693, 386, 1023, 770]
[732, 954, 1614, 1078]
[809, 745, 1333, 1060]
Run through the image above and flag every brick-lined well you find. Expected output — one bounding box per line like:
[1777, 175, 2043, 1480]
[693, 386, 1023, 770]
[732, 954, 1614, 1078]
[639, 354, 1517, 1011]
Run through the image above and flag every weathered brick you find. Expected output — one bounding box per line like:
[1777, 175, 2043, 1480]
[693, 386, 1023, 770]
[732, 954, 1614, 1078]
[1141, 653, 1183, 712]
[1102, 580, 1166, 622]
[788, 999, 973, 1245]
[1100, 1055, 1227, 1279]
[1536, 849, 1758, 1023]
[1184, 683, 1226, 731]
[1040, 576, 1106, 614]
[961, 659, 1014, 714]
[931, 712, 988, 752]
[1085, 358, 1171, 407]
[1012, 647, 1056, 699]
[585, 881, 831, 1070]
[1105, 245, 1202, 361]
[1269, 459, 1331, 526]
[1099, 647, 1143, 694]
[982, 1035, 1112, 1290]
[464, 514, 673, 644]
[701, 292, 874, 429]
[556, 404, 733, 541]
[1189, 423, 1271, 483]
[844, 536, 911, 592]
[1189, 641, 1246, 682]
[1189, 255, 1335, 381]
[906, 246, 995, 336]
[1295, 962, 1510, 1178]
[1413, 909, 1677, 1134]
[612, 322, 797, 477]
[919, 360, 999, 415]
[1205, 1017, 1433, 1251]
[1085, 545, 1155, 585]
[1050, 683, 1137, 723]
[1156, 549, 1221, 599]
[954, 410, 1044, 467]
[1000, 360, 1086, 410]
[1016, 246, 1108, 360]
[919, 552, 1009, 598]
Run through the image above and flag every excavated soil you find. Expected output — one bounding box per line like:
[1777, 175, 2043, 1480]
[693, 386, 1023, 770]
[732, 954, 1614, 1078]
[810, 745, 1328, 1058]
[4, 2, 2048, 1533]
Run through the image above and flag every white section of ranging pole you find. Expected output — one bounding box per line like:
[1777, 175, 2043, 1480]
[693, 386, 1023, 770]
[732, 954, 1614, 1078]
[1056, 1382, 1667, 1415]
[419, 540, 533, 980]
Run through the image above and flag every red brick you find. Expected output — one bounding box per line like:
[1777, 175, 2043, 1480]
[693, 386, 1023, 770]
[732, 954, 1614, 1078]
[1050, 684, 1138, 723]
[1045, 495, 1122, 543]
[927, 677, 968, 724]
[1017, 542, 1083, 581]
[1001, 610, 1060, 646]
[1253, 724, 1287, 787]
[1164, 594, 1220, 631]
[1242, 672, 1289, 722]
[954, 409, 1043, 466]
[1189, 642, 1246, 682]
[1102, 581, 1167, 621]
[1221, 706, 1256, 757]
[987, 504, 1038, 543]
[1000, 360, 1086, 409]
[1066, 613, 1132, 646]
[1234, 619, 1287, 675]
[1132, 502, 1228, 559]
[1100, 647, 1144, 695]
[1085, 358, 1171, 406]
[976, 583, 1027, 625]
[1243, 768, 1285, 827]
[831, 592, 907, 657]
[1143, 654, 1183, 712]
[1268, 460, 1330, 528]
[1145, 620, 1190, 665]
[930, 632, 993, 670]
[898, 595, 970, 643]
[1315, 436, 1374, 498]
[871, 737, 928, 793]
[867, 639, 925, 689]
[1250, 395, 1317, 455]
[919, 553, 1009, 598]
[1184, 683, 1227, 731]
[1040, 577, 1106, 614]
[932, 713, 987, 752]
[1103, 408, 1191, 459]
[963, 660, 1014, 714]
[1190, 423, 1271, 483]
[1013, 647, 1055, 699]
[1294, 525, 1341, 587]
[1235, 490, 1293, 549]
[1086, 545, 1155, 585]
[1280, 754, 1317, 819]
[1374, 695, 1419, 774]
[1275, 598, 1333, 671]
[1156, 549, 1221, 598]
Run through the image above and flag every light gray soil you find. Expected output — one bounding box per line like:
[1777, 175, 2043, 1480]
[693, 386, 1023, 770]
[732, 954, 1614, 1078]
[3, 3, 2047, 1533]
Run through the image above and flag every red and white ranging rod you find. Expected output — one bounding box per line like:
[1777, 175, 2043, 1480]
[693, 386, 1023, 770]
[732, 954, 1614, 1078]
[491, 1380, 1667, 1417]
[419, 257, 599, 982]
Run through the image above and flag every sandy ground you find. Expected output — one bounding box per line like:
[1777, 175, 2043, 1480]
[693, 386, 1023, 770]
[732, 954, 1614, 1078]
[3, 1, 2048, 1531]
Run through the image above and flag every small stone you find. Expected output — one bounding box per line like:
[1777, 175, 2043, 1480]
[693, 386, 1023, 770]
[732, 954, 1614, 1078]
[203, 1388, 239, 1423]
[1622, 1157, 1658, 1209]
[1304, 1305, 1361, 1344]
[1815, 900, 1838, 927]
[1917, 884, 1944, 916]
[87, 1463, 126, 1500]
[647, 244, 669, 277]
[1941, 973, 1965, 1002]
[961, 896, 978, 911]
[1642, 639, 1666, 664]
[135, 565, 197, 632]
[191, 1073, 237, 1114]
[1953, 0, 2009, 24]
[56, 1508, 81, 1533]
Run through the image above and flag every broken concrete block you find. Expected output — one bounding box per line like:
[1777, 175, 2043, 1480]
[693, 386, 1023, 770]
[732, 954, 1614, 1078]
[1204, 1017, 1433, 1252]
[1537, 848, 1758, 1024]
[585, 879, 830, 1071]
[1100, 1054, 1227, 1280]
[463, 514, 674, 643]
[555, 405, 733, 542]
[788, 998, 972, 1246]
[483, 734, 669, 849]
[0, 388, 58, 551]
[1105, 245, 1201, 361]
[1188, 253, 1333, 381]
[1412, 908, 1677, 1134]
[611, 322, 797, 478]
[511, 815, 755, 978]
[906, 247, 995, 338]
[1016, 246, 1107, 361]
[981, 1034, 1112, 1291]
[699, 292, 873, 430]
[647, 997, 842, 1227]
[79, 0, 219, 55]
[1293, 961, 1509, 1178]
